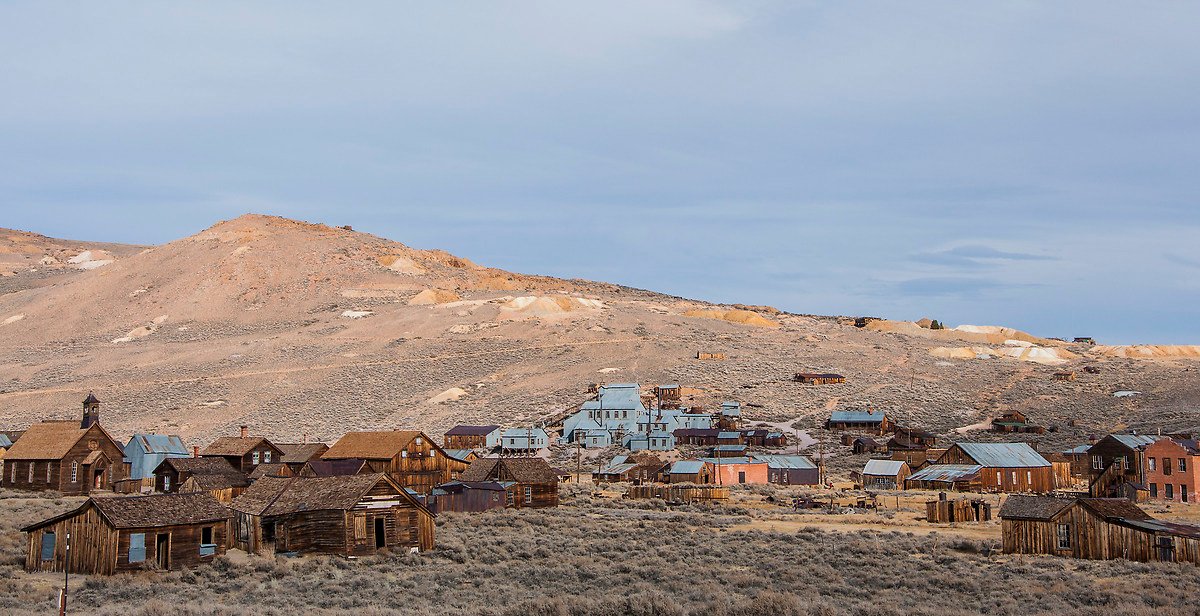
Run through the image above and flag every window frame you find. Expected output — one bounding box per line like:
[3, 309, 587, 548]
[1149, 457, 1157, 472]
[251, 451, 260, 465]
[128, 532, 146, 563]
[1056, 524, 1071, 550]
[71, 461, 78, 483]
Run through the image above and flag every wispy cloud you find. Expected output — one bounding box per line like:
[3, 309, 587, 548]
[911, 244, 1057, 268]
[1165, 253, 1200, 269]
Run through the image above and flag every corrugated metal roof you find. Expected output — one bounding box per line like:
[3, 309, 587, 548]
[862, 459, 905, 476]
[0, 434, 11, 448]
[907, 464, 983, 482]
[718, 432, 741, 439]
[700, 457, 764, 465]
[132, 434, 189, 455]
[714, 444, 747, 451]
[956, 443, 1050, 468]
[1120, 518, 1200, 539]
[829, 410, 885, 423]
[1109, 434, 1161, 449]
[752, 455, 817, 470]
[441, 449, 476, 463]
[670, 460, 706, 474]
[609, 455, 629, 466]
[598, 463, 637, 474]
[1063, 445, 1091, 455]
[501, 428, 549, 439]
[593, 383, 645, 410]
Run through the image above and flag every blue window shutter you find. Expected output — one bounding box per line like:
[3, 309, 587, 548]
[40, 533, 56, 561]
[128, 533, 146, 563]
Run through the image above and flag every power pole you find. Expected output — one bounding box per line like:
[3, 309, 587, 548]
[61, 531, 70, 616]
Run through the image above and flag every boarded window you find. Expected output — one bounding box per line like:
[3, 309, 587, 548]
[354, 515, 367, 541]
[129, 533, 146, 563]
[1056, 524, 1070, 549]
[40, 532, 56, 561]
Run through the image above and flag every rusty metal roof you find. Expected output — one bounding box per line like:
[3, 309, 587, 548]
[955, 442, 1050, 468]
[907, 464, 982, 483]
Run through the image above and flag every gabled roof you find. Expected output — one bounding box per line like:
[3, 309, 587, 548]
[231, 473, 420, 516]
[249, 463, 292, 480]
[862, 459, 906, 476]
[829, 410, 885, 423]
[714, 444, 747, 452]
[442, 449, 477, 463]
[717, 431, 742, 439]
[999, 495, 1075, 521]
[669, 460, 708, 475]
[301, 459, 368, 477]
[459, 458, 559, 483]
[1104, 434, 1161, 450]
[3, 421, 120, 461]
[185, 472, 251, 490]
[128, 434, 189, 456]
[322, 430, 429, 460]
[158, 456, 240, 475]
[275, 443, 329, 464]
[201, 436, 278, 457]
[752, 455, 817, 470]
[907, 464, 982, 483]
[1077, 498, 1152, 522]
[953, 443, 1050, 468]
[24, 493, 230, 532]
[444, 425, 501, 437]
[1063, 445, 1091, 455]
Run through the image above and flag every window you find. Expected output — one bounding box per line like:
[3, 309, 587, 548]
[523, 486, 532, 503]
[1056, 524, 1071, 550]
[1151, 483, 1158, 498]
[491, 492, 499, 502]
[1026, 470, 1032, 484]
[354, 515, 367, 540]
[1092, 455, 1103, 470]
[507, 490, 515, 506]
[163, 476, 171, 492]
[1150, 457, 1157, 472]
[251, 452, 260, 465]
[1121, 456, 1130, 469]
[415, 436, 423, 445]
[10, 462, 15, 483]
[401, 450, 408, 458]
[28, 462, 34, 484]
[1166, 483, 1174, 499]
[200, 527, 215, 556]
[263, 451, 271, 463]
[1165, 459, 1173, 476]
[46, 463, 52, 483]
[996, 471, 1001, 484]
[40, 532, 56, 561]
[1181, 458, 1188, 472]
[71, 462, 78, 483]
[128, 533, 146, 563]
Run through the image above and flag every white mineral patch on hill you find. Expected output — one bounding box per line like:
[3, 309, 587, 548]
[2, 314, 25, 326]
[1092, 345, 1200, 359]
[341, 310, 374, 319]
[67, 250, 115, 270]
[408, 289, 461, 306]
[427, 387, 468, 404]
[499, 296, 604, 317]
[930, 344, 1075, 365]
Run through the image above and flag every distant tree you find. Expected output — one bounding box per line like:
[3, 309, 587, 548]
[931, 320, 944, 330]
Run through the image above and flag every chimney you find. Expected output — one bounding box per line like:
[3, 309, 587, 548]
[240, 425, 248, 438]
[193, 446, 199, 458]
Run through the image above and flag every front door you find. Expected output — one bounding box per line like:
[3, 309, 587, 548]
[93, 466, 105, 490]
[155, 533, 170, 570]
[374, 517, 386, 548]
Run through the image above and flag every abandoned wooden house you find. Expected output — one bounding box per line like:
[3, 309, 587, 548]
[274, 442, 330, 474]
[427, 481, 512, 513]
[927, 497, 991, 523]
[663, 459, 715, 484]
[1001, 495, 1200, 564]
[199, 427, 285, 473]
[752, 455, 819, 485]
[23, 492, 230, 575]
[442, 449, 479, 480]
[904, 464, 983, 491]
[459, 457, 560, 508]
[794, 373, 846, 385]
[741, 429, 787, 447]
[700, 457, 769, 485]
[673, 428, 722, 446]
[1059, 444, 1092, 480]
[852, 436, 886, 454]
[123, 434, 189, 491]
[696, 352, 727, 360]
[935, 442, 1055, 493]
[1053, 371, 1077, 382]
[1087, 433, 1161, 500]
[593, 454, 664, 484]
[654, 384, 683, 409]
[322, 430, 453, 495]
[861, 459, 910, 490]
[825, 409, 890, 435]
[152, 456, 249, 499]
[443, 425, 502, 450]
[229, 473, 435, 556]
[0, 395, 126, 495]
[1143, 437, 1200, 503]
[991, 410, 1045, 434]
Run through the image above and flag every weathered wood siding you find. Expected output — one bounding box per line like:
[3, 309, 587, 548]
[25, 506, 119, 575]
[1003, 505, 1200, 564]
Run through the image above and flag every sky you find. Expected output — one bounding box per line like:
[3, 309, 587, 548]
[1, 2, 1198, 344]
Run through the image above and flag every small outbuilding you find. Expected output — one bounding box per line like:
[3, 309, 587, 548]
[459, 458, 560, 508]
[753, 455, 819, 485]
[861, 459, 910, 490]
[826, 409, 890, 435]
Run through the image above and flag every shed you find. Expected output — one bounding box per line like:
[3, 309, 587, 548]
[664, 459, 714, 484]
[443, 425, 502, 450]
[152, 456, 249, 498]
[23, 492, 230, 575]
[428, 481, 513, 513]
[459, 458, 559, 508]
[673, 428, 721, 446]
[794, 373, 846, 385]
[862, 459, 910, 490]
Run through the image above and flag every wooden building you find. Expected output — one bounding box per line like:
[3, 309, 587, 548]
[427, 481, 512, 514]
[825, 409, 890, 435]
[853, 437, 886, 454]
[1, 396, 126, 495]
[927, 498, 991, 523]
[861, 459, 910, 490]
[1087, 434, 1160, 500]
[654, 384, 683, 409]
[1053, 371, 1077, 382]
[794, 373, 846, 385]
[322, 430, 453, 495]
[442, 449, 479, 480]
[123, 434, 189, 485]
[443, 425, 502, 450]
[673, 428, 721, 446]
[696, 352, 726, 361]
[459, 458, 559, 508]
[741, 429, 787, 447]
[663, 459, 715, 484]
[1001, 495, 1200, 564]
[275, 443, 329, 474]
[23, 492, 230, 575]
[753, 455, 819, 485]
[593, 454, 665, 484]
[935, 442, 1055, 493]
[152, 456, 249, 497]
[991, 410, 1045, 435]
[200, 428, 284, 473]
[229, 473, 435, 556]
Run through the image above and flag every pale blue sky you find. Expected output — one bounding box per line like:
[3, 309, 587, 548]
[2, 2, 1197, 343]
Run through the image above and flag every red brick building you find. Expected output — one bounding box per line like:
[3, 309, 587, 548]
[1144, 438, 1200, 503]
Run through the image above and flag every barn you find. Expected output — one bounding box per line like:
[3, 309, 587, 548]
[229, 473, 435, 556]
[23, 492, 230, 575]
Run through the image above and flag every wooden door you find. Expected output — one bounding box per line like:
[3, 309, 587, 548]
[155, 533, 170, 570]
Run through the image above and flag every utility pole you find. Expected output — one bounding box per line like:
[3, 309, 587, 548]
[61, 531, 70, 616]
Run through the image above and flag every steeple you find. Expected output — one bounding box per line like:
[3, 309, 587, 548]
[81, 392, 101, 429]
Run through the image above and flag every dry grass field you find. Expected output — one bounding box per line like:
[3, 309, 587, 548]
[2, 486, 1198, 616]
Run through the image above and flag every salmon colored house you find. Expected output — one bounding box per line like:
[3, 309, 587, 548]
[702, 457, 768, 485]
[1144, 438, 1200, 503]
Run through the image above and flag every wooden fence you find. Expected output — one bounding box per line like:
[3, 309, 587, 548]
[628, 485, 729, 503]
[926, 498, 992, 523]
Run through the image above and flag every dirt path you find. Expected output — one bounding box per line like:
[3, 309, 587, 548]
[0, 336, 648, 400]
[732, 517, 1000, 541]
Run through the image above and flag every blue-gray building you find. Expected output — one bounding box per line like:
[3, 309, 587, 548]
[124, 434, 190, 481]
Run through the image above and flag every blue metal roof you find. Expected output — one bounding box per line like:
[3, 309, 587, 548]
[907, 464, 983, 482]
[700, 457, 763, 465]
[720, 401, 742, 416]
[956, 442, 1050, 467]
[0, 434, 11, 448]
[1063, 444, 1091, 455]
[501, 428, 549, 439]
[595, 383, 645, 410]
[862, 459, 905, 476]
[829, 410, 885, 423]
[718, 431, 741, 439]
[714, 444, 747, 451]
[1109, 434, 1161, 449]
[130, 434, 188, 455]
[670, 460, 707, 474]
[610, 455, 629, 466]
[441, 449, 476, 463]
[753, 455, 817, 470]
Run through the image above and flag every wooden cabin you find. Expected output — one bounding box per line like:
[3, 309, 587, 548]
[853, 437, 886, 454]
[710, 444, 749, 459]
[152, 457, 249, 497]
[1087, 434, 1160, 499]
[459, 458, 559, 508]
[443, 425, 502, 450]
[696, 352, 726, 361]
[936, 442, 1055, 493]
[663, 459, 715, 484]
[718, 401, 742, 431]
[861, 459, 910, 490]
[427, 481, 512, 514]
[752, 455, 819, 485]
[741, 429, 787, 447]
[673, 428, 721, 446]
[0, 395, 126, 495]
[593, 454, 665, 484]
[1053, 371, 1076, 382]
[826, 409, 890, 435]
[991, 410, 1046, 434]
[794, 373, 846, 385]
[23, 492, 230, 575]
[200, 429, 284, 474]
[1001, 495, 1200, 564]
[230, 473, 434, 556]
[322, 430, 453, 495]
[274, 443, 329, 474]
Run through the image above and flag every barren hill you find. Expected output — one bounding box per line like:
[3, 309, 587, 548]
[1, 214, 1197, 450]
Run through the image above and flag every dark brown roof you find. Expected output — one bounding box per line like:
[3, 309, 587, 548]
[249, 463, 292, 480]
[231, 474, 427, 517]
[185, 472, 251, 490]
[323, 430, 429, 460]
[201, 436, 278, 457]
[275, 443, 329, 464]
[83, 392, 101, 405]
[1078, 498, 1152, 522]
[999, 495, 1074, 521]
[23, 493, 230, 532]
[445, 425, 500, 437]
[158, 456, 240, 475]
[460, 458, 559, 484]
[300, 459, 368, 477]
